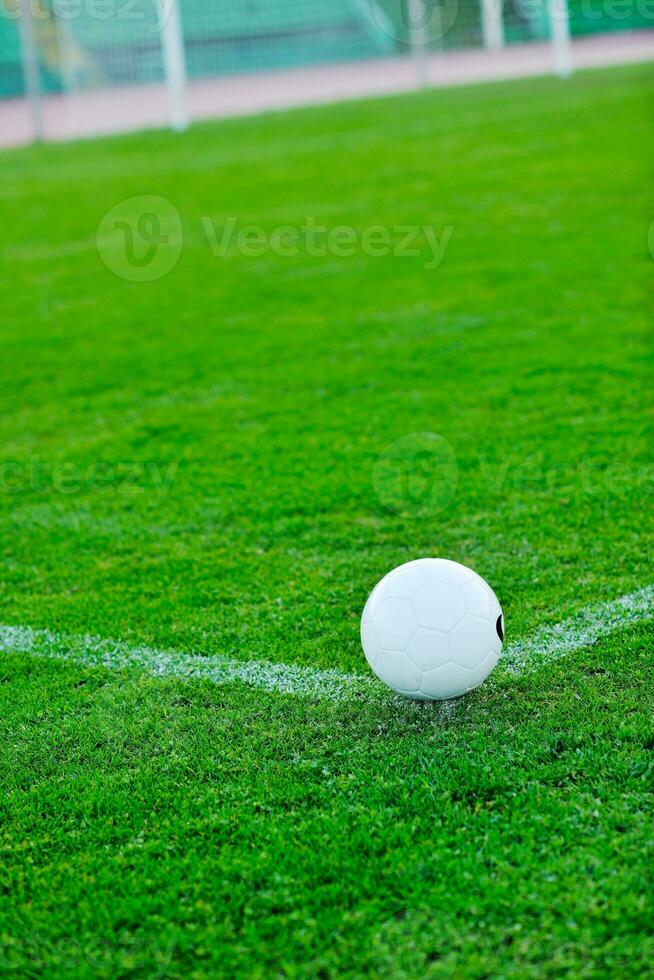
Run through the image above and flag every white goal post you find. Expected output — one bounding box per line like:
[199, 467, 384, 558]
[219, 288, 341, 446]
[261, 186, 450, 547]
[160, 0, 189, 132]
[481, 0, 505, 51]
[12, 0, 575, 143]
[548, 0, 573, 78]
[16, 0, 43, 141]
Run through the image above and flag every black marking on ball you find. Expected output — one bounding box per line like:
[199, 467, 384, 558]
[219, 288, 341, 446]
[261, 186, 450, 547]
[496, 615, 504, 642]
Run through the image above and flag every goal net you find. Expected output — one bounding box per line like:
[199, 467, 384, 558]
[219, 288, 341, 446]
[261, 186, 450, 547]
[2, 0, 650, 141]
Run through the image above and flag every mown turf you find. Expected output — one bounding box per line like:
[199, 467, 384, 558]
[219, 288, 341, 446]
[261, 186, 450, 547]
[0, 62, 652, 976]
[1, 627, 653, 977]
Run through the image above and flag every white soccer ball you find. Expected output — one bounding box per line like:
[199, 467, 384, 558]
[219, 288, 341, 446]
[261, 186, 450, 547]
[360, 558, 503, 700]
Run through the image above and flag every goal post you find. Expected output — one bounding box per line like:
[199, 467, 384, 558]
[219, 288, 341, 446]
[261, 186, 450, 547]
[160, 0, 189, 132]
[6, 0, 577, 144]
[406, 0, 430, 87]
[548, 0, 573, 77]
[16, 0, 43, 140]
[480, 0, 504, 51]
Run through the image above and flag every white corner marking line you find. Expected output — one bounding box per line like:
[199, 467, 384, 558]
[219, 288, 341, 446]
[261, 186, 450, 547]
[0, 585, 651, 700]
[0, 624, 373, 699]
[500, 584, 654, 674]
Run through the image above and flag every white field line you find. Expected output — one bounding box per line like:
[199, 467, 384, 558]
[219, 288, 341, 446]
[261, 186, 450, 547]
[0, 624, 373, 700]
[501, 585, 654, 673]
[0, 585, 652, 701]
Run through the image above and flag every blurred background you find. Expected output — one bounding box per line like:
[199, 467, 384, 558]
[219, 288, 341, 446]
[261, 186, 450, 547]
[2, 0, 653, 146]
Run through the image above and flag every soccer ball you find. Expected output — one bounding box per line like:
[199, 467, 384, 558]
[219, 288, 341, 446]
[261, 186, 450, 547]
[360, 559, 503, 700]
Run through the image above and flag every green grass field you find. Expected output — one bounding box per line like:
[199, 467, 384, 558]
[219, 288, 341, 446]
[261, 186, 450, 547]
[0, 62, 653, 977]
